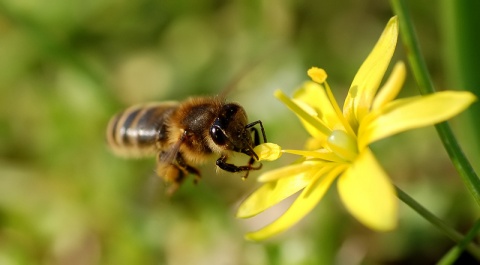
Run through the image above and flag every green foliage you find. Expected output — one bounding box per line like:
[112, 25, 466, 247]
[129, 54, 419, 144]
[0, 0, 478, 264]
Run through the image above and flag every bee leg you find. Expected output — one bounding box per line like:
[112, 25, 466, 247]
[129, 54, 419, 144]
[161, 164, 186, 196]
[246, 120, 267, 143]
[243, 156, 262, 180]
[176, 154, 202, 185]
[216, 155, 262, 180]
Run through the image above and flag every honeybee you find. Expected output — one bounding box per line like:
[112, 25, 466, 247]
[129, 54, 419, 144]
[106, 96, 267, 194]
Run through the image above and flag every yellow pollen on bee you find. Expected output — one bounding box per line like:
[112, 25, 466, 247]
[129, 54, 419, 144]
[327, 130, 358, 162]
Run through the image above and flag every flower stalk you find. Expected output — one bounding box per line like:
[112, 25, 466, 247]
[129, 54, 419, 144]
[438, 219, 480, 265]
[395, 186, 480, 260]
[390, 0, 480, 207]
[442, 0, 480, 158]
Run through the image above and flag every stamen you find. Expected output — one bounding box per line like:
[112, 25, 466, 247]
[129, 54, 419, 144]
[254, 143, 282, 161]
[307, 67, 328, 83]
[323, 81, 357, 138]
[275, 90, 331, 136]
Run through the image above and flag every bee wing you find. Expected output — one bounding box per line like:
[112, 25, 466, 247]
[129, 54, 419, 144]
[158, 131, 186, 165]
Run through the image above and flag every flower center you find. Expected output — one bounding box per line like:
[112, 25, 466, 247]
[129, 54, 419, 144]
[327, 130, 358, 162]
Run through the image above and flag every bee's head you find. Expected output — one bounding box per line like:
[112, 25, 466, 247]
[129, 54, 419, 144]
[209, 103, 258, 159]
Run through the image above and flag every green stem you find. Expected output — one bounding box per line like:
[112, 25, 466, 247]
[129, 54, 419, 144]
[395, 186, 480, 260]
[441, 0, 480, 161]
[437, 219, 480, 265]
[390, 0, 480, 207]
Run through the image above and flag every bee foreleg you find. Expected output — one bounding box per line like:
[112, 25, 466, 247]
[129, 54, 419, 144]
[216, 155, 262, 180]
[246, 120, 267, 143]
[250, 127, 261, 146]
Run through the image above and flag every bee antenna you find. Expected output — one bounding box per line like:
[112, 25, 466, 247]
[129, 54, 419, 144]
[218, 46, 283, 99]
[218, 62, 257, 100]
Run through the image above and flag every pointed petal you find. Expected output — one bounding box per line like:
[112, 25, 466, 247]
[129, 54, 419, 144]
[359, 91, 476, 149]
[283, 149, 345, 163]
[244, 167, 342, 241]
[337, 149, 397, 231]
[236, 171, 312, 218]
[343, 16, 399, 128]
[372, 61, 406, 110]
[257, 163, 314, 182]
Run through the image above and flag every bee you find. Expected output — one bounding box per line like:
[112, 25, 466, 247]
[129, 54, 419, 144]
[106, 96, 267, 194]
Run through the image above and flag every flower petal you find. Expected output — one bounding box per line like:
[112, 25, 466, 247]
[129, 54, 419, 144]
[257, 163, 314, 182]
[343, 16, 399, 128]
[337, 149, 397, 231]
[359, 91, 476, 149]
[283, 149, 344, 163]
[371, 61, 406, 110]
[244, 166, 342, 241]
[236, 171, 312, 218]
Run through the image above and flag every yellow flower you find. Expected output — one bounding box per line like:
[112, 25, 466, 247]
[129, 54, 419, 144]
[237, 16, 476, 241]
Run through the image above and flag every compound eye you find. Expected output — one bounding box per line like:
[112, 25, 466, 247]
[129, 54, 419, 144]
[210, 125, 227, 145]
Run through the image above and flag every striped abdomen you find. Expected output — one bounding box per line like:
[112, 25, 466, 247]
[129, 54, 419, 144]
[106, 102, 179, 157]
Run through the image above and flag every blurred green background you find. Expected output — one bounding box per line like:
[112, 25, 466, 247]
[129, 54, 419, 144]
[0, 0, 478, 264]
